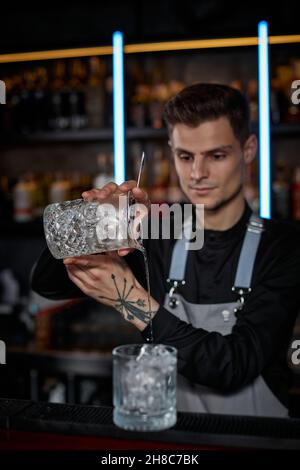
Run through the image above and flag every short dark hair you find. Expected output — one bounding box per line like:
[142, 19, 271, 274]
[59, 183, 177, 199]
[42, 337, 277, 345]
[163, 83, 250, 145]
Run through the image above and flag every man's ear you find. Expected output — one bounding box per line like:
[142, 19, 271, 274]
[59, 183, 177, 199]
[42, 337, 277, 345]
[243, 134, 257, 164]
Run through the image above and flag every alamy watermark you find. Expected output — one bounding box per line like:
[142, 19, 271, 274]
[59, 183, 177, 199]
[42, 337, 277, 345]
[291, 340, 300, 366]
[86, 198, 205, 251]
[0, 340, 6, 364]
[0, 80, 6, 104]
[291, 80, 300, 105]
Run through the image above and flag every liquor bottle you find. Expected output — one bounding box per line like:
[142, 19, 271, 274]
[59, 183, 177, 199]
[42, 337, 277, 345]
[68, 59, 87, 130]
[49, 172, 71, 203]
[168, 79, 185, 99]
[93, 153, 114, 189]
[292, 166, 300, 220]
[0, 176, 13, 222]
[130, 83, 150, 128]
[276, 64, 294, 124]
[150, 146, 170, 203]
[270, 78, 284, 125]
[104, 63, 113, 127]
[48, 61, 68, 131]
[9, 75, 23, 133]
[33, 67, 49, 131]
[272, 160, 291, 219]
[19, 70, 36, 134]
[13, 174, 36, 222]
[148, 83, 169, 129]
[229, 79, 243, 92]
[85, 57, 106, 129]
[246, 79, 258, 124]
[127, 60, 148, 128]
[148, 59, 169, 129]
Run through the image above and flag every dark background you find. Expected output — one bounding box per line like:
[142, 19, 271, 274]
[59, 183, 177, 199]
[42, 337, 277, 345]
[1, 0, 300, 54]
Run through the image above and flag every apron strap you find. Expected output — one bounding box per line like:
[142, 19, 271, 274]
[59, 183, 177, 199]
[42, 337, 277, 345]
[232, 214, 264, 293]
[168, 237, 189, 282]
[167, 217, 192, 308]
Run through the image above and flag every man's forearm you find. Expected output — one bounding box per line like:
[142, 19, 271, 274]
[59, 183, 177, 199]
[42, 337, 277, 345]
[97, 274, 159, 331]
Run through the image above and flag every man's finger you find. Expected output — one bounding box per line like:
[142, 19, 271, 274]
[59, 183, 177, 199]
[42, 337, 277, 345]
[118, 248, 134, 256]
[131, 187, 150, 206]
[119, 180, 137, 192]
[82, 181, 118, 201]
[63, 254, 107, 267]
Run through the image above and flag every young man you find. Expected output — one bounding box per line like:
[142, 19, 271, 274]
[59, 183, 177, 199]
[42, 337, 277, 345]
[32, 83, 300, 417]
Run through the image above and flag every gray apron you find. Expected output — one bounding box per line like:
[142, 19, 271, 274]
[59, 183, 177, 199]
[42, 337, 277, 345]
[164, 214, 288, 417]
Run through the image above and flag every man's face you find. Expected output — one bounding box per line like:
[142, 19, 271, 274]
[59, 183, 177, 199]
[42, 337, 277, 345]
[170, 117, 251, 211]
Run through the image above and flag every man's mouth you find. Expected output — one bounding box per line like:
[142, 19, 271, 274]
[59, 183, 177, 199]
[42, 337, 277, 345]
[190, 186, 216, 194]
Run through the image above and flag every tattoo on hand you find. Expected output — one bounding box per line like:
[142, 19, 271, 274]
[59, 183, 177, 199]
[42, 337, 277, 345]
[98, 274, 153, 324]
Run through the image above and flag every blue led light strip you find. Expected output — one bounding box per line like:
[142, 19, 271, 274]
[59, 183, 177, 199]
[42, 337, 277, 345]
[258, 21, 271, 219]
[113, 31, 125, 184]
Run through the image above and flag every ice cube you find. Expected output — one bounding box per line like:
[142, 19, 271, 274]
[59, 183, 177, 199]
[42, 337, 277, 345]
[136, 344, 154, 361]
[122, 361, 166, 413]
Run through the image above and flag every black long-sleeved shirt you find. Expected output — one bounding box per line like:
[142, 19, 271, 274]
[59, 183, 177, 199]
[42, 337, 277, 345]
[31, 202, 300, 407]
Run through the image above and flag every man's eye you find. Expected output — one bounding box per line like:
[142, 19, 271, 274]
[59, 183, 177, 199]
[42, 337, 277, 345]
[178, 154, 192, 161]
[212, 154, 226, 160]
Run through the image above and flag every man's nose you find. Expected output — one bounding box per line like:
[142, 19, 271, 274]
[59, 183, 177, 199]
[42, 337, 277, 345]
[190, 157, 209, 181]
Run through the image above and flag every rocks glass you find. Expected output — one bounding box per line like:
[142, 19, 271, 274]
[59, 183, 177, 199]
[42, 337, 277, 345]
[113, 344, 177, 431]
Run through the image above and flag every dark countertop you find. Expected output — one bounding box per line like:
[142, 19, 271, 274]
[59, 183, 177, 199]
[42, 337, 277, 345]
[1, 398, 300, 450]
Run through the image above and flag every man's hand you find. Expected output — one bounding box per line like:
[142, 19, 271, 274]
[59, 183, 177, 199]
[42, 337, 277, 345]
[82, 180, 150, 257]
[63, 252, 159, 331]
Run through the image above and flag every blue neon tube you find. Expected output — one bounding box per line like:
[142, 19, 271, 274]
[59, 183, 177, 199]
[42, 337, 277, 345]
[113, 31, 125, 184]
[258, 20, 271, 219]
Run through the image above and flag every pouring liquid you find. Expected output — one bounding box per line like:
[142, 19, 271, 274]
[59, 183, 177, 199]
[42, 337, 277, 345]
[140, 246, 154, 343]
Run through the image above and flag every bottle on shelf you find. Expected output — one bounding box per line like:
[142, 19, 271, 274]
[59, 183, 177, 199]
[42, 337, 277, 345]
[272, 160, 291, 219]
[85, 57, 106, 129]
[33, 67, 49, 132]
[68, 59, 88, 130]
[13, 173, 37, 222]
[149, 145, 170, 203]
[292, 166, 300, 220]
[229, 79, 243, 92]
[270, 77, 286, 125]
[19, 70, 37, 135]
[104, 63, 113, 127]
[48, 61, 69, 131]
[148, 83, 169, 129]
[0, 176, 13, 222]
[49, 172, 71, 203]
[276, 64, 298, 124]
[127, 60, 149, 128]
[246, 79, 258, 124]
[93, 153, 114, 189]
[32, 173, 47, 219]
[129, 83, 150, 128]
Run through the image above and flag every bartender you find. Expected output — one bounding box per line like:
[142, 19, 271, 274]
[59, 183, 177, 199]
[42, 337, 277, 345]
[31, 83, 300, 417]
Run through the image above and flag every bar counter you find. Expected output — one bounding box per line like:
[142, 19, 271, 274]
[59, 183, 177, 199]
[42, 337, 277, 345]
[0, 398, 300, 450]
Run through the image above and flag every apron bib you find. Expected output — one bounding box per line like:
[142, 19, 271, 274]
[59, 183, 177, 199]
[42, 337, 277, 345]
[164, 214, 288, 417]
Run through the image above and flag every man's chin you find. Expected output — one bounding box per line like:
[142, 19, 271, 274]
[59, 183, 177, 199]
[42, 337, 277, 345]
[187, 192, 216, 208]
[189, 196, 225, 212]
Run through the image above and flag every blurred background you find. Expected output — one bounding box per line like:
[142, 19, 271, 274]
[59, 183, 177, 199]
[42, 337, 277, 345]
[0, 0, 300, 412]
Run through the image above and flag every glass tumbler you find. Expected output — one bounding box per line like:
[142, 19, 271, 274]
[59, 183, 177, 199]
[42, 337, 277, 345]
[43, 191, 143, 259]
[113, 343, 177, 431]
